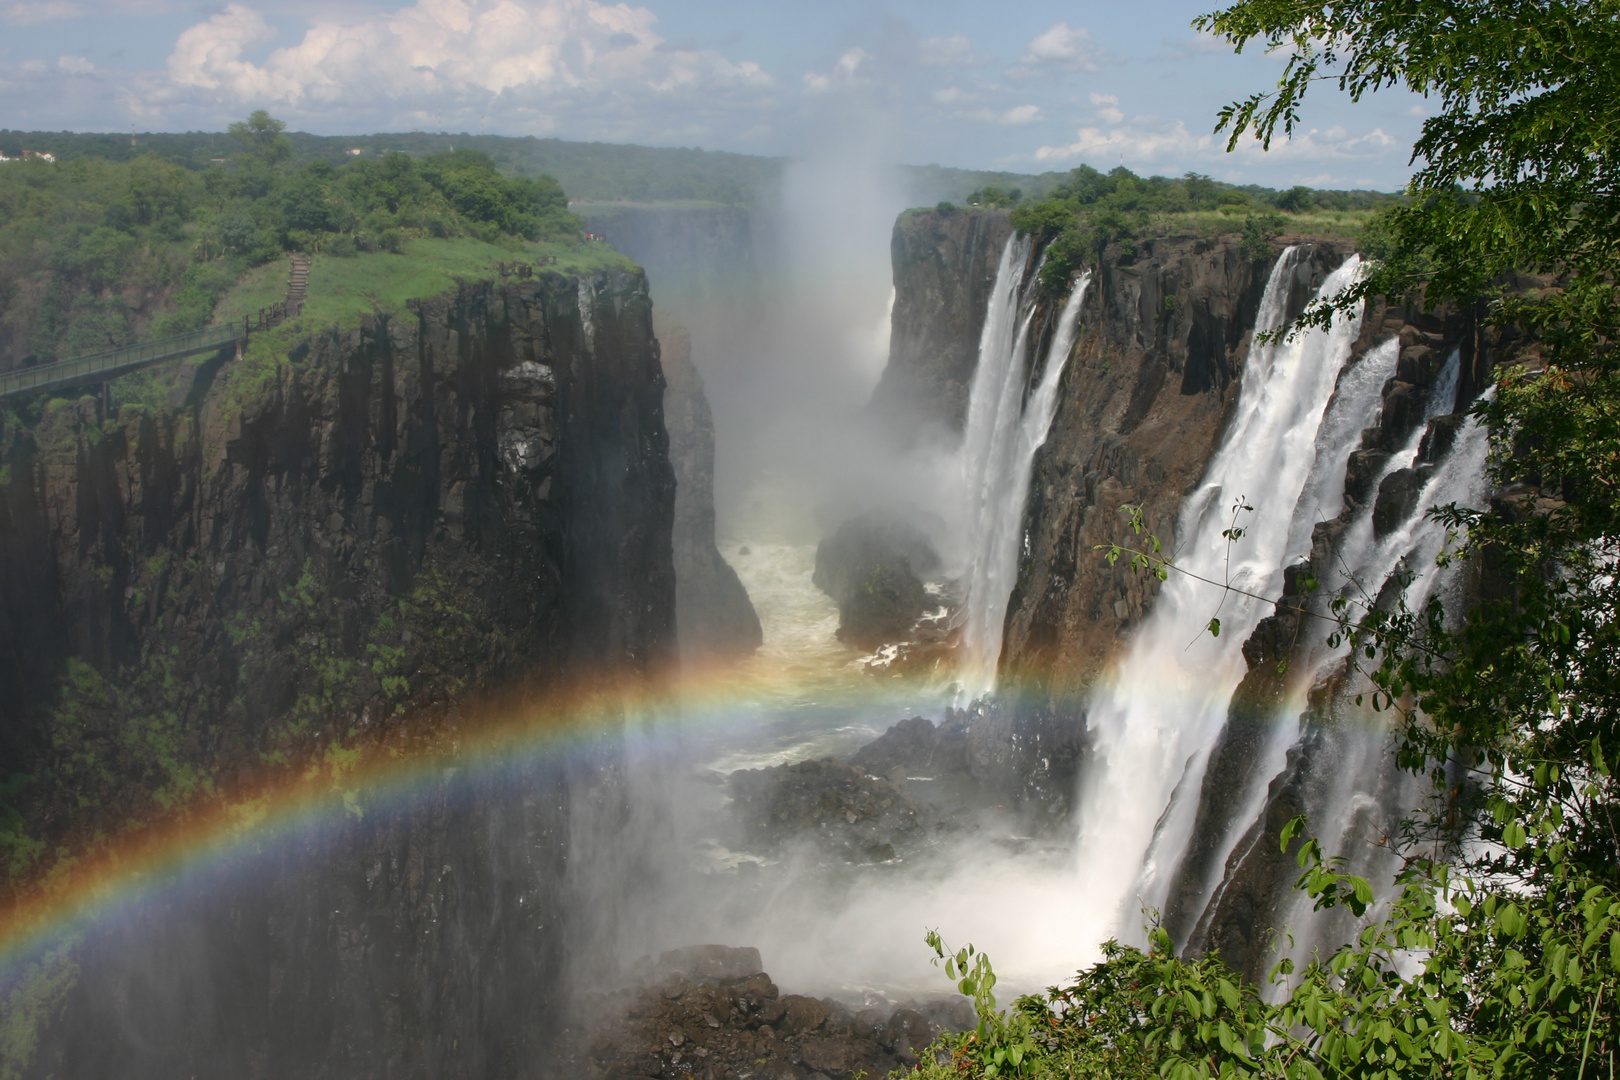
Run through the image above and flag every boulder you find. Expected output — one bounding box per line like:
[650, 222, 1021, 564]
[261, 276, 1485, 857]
[813, 513, 941, 648]
[728, 758, 933, 860]
[850, 715, 969, 776]
[657, 944, 764, 983]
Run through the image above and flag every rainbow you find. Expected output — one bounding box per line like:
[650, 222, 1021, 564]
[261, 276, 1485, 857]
[0, 657, 935, 979]
[0, 647, 1387, 982]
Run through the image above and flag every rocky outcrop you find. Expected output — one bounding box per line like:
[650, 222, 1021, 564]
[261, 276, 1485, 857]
[0, 269, 676, 1076]
[728, 758, 932, 863]
[658, 316, 762, 662]
[868, 208, 1014, 438]
[849, 715, 969, 778]
[812, 514, 940, 649]
[1171, 299, 1487, 977]
[564, 949, 969, 1080]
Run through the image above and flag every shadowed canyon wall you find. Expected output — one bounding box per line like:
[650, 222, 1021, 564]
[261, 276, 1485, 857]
[869, 208, 1014, 441]
[657, 317, 762, 662]
[880, 212, 1354, 815]
[0, 270, 675, 1077]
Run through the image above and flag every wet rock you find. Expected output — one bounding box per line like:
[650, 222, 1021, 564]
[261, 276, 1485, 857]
[1418, 412, 1467, 464]
[851, 715, 969, 777]
[728, 758, 934, 860]
[812, 513, 941, 649]
[659, 316, 763, 662]
[774, 994, 829, 1034]
[657, 945, 764, 983]
[1373, 466, 1427, 538]
[882, 1008, 937, 1063]
[563, 961, 906, 1080]
[870, 207, 1015, 438]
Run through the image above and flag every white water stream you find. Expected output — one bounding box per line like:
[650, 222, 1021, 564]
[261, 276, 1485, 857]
[572, 243, 1491, 1004]
[956, 241, 1091, 700]
[1068, 250, 1369, 938]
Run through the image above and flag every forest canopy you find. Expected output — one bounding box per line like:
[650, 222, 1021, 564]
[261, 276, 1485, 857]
[0, 112, 579, 369]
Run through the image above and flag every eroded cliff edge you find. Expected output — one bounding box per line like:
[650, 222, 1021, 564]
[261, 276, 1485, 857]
[880, 210, 1354, 812]
[869, 208, 1013, 440]
[658, 317, 762, 662]
[0, 269, 675, 1077]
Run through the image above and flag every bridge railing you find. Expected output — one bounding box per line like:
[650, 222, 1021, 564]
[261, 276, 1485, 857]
[0, 323, 242, 402]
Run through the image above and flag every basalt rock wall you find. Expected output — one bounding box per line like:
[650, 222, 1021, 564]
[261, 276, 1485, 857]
[657, 316, 761, 662]
[869, 208, 1014, 439]
[0, 269, 676, 1078]
[968, 234, 1349, 814]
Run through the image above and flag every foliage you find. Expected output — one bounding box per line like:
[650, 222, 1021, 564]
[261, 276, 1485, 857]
[915, 820, 1620, 1079]
[0, 114, 584, 372]
[917, 7, 1620, 1079]
[967, 187, 1023, 208]
[1005, 164, 1385, 293]
[925, 932, 1043, 1077]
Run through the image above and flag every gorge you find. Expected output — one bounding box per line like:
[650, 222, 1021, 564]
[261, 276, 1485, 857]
[0, 185, 1508, 1078]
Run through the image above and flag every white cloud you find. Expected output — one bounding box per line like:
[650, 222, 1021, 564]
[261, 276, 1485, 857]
[1159, 29, 1229, 60]
[1033, 97, 1398, 174]
[1035, 119, 1205, 165]
[150, 0, 773, 139]
[932, 86, 971, 105]
[803, 47, 868, 94]
[957, 104, 1043, 126]
[1090, 92, 1123, 124]
[3, 1, 81, 23]
[919, 33, 984, 68]
[1017, 22, 1107, 73]
[57, 54, 94, 73]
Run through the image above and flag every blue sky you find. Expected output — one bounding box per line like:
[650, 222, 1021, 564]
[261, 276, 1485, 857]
[0, 0, 1427, 189]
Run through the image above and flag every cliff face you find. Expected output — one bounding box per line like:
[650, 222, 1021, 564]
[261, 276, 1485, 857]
[657, 317, 762, 662]
[0, 269, 675, 1076]
[1002, 237, 1350, 701]
[1174, 296, 1511, 978]
[945, 234, 1348, 813]
[869, 208, 1014, 438]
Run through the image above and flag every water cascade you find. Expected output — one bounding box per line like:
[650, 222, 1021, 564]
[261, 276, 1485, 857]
[1266, 382, 1493, 968]
[956, 237, 1090, 700]
[1067, 249, 1370, 938]
[1171, 333, 1407, 935]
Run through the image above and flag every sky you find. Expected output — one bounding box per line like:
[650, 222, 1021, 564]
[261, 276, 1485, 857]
[0, 0, 1429, 189]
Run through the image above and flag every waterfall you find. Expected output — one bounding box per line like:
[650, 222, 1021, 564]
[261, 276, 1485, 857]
[1172, 333, 1406, 934]
[1270, 394, 1493, 971]
[1069, 249, 1368, 937]
[955, 238, 1090, 700]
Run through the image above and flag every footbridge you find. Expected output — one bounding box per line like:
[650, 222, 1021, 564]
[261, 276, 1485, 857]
[0, 255, 310, 403]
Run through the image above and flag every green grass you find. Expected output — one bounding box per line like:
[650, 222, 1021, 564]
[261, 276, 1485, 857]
[214, 235, 638, 333]
[209, 235, 636, 416]
[1144, 207, 1378, 241]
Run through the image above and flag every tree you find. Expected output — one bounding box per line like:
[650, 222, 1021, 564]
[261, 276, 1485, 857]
[1196, 0, 1620, 887]
[1274, 184, 1313, 212]
[227, 109, 291, 169]
[911, 6, 1620, 1077]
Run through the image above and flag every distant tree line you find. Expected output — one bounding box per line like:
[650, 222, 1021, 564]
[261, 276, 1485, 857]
[994, 164, 1399, 292]
[0, 112, 578, 369]
[0, 126, 779, 208]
